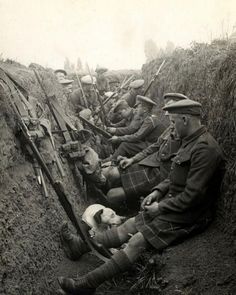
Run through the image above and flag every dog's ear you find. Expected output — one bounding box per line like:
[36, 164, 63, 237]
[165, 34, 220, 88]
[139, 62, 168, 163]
[93, 209, 103, 224]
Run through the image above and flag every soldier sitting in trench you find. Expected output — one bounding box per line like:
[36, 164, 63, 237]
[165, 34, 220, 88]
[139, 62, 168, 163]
[108, 79, 144, 123]
[109, 95, 166, 160]
[57, 98, 224, 295]
[106, 99, 143, 136]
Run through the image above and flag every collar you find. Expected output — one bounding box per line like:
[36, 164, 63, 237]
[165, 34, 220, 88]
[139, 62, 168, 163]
[182, 126, 206, 148]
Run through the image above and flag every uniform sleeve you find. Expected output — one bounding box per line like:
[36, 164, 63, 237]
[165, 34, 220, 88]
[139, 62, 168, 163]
[152, 178, 170, 201]
[118, 117, 156, 142]
[158, 144, 221, 214]
[132, 126, 171, 162]
[132, 140, 161, 162]
[115, 114, 142, 136]
[111, 118, 127, 128]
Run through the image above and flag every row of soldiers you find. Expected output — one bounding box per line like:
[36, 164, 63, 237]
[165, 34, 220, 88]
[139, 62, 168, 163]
[55, 68, 225, 293]
[4, 63, 224, 294]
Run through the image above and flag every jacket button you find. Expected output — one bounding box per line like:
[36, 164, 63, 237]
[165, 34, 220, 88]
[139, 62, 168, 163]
[168, 193, 172, 197]
[161, 153, 165, 156]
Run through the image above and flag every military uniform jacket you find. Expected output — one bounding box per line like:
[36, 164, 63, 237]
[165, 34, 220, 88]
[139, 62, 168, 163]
[114, 109, 143, 136]
[132, 126, 181, 179]
[152, 126, 224, 224]
[118, 115, 166, 145]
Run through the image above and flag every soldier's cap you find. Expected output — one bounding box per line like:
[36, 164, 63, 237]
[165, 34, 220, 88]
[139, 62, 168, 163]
[81, 75, 97, 85]
[163, 99, 202, 116]
[104, 91, 118, 98]
[95, 66, 108, 74]
[59, 78, 74, 85]
[163, 93, 189, 101]
[113, 100, 129, 113]
[129, 79, 144, 89]
[135, 95, 157, 107]
[54, 69, 67, 76]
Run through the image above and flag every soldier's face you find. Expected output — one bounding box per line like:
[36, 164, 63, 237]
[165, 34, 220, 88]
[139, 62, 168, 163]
[170, 114, 188, 138]
[118, 108, 130, 119]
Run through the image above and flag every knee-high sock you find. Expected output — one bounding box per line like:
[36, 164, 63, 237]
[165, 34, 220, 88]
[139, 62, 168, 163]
[94, 227, 122, 248]
[85, 250, 132, 288]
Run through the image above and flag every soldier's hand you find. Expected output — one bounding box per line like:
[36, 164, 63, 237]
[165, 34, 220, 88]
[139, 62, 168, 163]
[141, 190, 161, 210]
[144, 202, 160, 218]
[109, 136, 120, 143]
[119, 157, 134, 169]
[106, 127, 116, 134]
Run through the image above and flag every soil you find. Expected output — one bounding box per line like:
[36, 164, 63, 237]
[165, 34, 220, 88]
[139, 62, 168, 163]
[0, 57, 235, 295]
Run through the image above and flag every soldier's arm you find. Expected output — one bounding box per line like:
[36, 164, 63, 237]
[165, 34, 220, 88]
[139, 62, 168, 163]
[115, 115, 142, 136]
[157, 144, 222, 214]
[118, 117, 156, 142]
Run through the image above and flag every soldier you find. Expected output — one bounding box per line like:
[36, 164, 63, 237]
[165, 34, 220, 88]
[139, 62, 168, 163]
[58, 99, 224, 294]
[121, 79, 144, 108]
[106, 100, 142, 135]
[107, 79, 145, 124]
[110, 95, 166, 159]
[70, 75, 97, 113]
[95, 66, 110, 96]
[54, 69, 67, 83]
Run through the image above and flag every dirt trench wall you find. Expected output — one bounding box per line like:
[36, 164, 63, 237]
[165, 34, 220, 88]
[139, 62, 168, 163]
[0, 62, 86, 294]
[142, 40, 236, 237]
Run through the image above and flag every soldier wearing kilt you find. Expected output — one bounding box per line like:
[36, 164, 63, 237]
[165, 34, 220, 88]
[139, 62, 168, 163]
[58, 98, 224, 295]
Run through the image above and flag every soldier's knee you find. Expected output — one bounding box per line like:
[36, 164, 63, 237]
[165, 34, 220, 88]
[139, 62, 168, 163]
[106, 188, 125, 206]
[109, 166, 120, 180]
[128, 232, 147, 251]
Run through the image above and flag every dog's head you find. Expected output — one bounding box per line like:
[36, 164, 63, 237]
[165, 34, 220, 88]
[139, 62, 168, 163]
[93, 207, 125, 227]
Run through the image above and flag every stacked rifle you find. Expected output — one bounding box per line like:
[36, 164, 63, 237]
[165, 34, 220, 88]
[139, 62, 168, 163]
[0, 67, 112, 262]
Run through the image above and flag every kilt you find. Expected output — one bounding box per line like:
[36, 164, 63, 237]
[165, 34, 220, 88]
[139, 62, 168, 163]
[119, 163, 160, 199]
[135, 211, 208, 251]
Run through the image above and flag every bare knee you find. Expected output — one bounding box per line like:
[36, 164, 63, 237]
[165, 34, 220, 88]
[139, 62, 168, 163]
[127, 232, 147, 250]
[120, 217, 136, 234]
[107, 188, 125, 206]
[124, 232, 147, 260]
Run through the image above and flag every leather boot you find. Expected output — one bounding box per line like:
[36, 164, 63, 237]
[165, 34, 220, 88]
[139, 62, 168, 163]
[60, 222, 89, 260]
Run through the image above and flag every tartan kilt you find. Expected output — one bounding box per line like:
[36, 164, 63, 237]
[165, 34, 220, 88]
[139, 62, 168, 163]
[119, 163, 160, 199]
[135, 211, 206, 251]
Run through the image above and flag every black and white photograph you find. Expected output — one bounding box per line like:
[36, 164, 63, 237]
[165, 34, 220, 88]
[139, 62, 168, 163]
[0, 0, 235, 294]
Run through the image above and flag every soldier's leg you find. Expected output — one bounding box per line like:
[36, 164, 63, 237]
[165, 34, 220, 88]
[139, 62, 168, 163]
[106, 187, 126, 207]
[60, 217, 137, 260]
[112, 141, 147, 160]
[58, 231, 147, 293]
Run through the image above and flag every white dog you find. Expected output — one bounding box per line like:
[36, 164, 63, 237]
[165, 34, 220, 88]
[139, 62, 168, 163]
[82, 204, 125, 235]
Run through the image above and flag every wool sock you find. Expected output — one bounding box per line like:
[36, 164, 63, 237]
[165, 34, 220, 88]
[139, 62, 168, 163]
[94, 227, 122, 248]
[85, 250, 132, 288]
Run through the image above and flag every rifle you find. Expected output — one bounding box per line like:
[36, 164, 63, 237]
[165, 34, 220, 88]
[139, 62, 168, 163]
[144, 59, 166, 95]
[79, 115, 112, 139]
[75, 72, 88, 108]
[86, 63, 107, 126]
[0, 68, 112, 262]
[93, 75, 135, 117]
